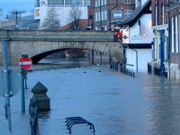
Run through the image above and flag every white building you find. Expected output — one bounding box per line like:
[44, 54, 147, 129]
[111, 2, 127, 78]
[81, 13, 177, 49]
[0, 19, 16, 30]
[34, 0, 90, 29]
[119, 0, 153, 72]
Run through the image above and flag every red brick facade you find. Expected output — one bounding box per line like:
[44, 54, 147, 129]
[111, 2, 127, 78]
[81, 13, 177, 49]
[169, 3, 180, 65]
[89, 0, 135, 30]
[151, 0, 180, 78]
[151, 0, 169, 26]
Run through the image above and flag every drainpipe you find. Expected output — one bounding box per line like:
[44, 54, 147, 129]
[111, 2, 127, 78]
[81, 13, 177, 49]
[108, 0, 118, 30]
[130, 48, 138, 73]
[159, 30, 165, 75]
[167, 0, 171, 79]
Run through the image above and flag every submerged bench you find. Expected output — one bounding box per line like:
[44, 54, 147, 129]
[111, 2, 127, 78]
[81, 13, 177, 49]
[65, 117, 95, 134]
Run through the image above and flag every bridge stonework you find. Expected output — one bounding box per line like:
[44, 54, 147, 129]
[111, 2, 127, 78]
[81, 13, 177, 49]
[0, 31, 125, 66]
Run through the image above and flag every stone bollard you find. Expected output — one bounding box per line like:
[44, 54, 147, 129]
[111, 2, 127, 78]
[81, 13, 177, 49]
[31, 82, 50, 112]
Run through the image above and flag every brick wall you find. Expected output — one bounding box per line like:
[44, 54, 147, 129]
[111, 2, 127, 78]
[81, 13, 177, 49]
[152, 0, 169, 26]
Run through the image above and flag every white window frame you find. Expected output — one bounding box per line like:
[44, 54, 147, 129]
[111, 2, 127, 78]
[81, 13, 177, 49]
[171, 17, 175, 53]
[124, 10, 133, 18]
[175, 16, 179, 53]
[95, 0, 97, 7]
[124, 0, 132, 4]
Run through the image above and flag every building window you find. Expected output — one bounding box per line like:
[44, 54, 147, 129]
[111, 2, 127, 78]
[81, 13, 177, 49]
[155, 4, 157, 25]
[48, 0, 64, 6]
[171, 16, 179, 53]
[48, 0, 89, 6]
[113, 11, 122, 19]
[171, 17, 175, 53]
[95, 12, 97, 21]
[175, 16, 179, 53]
[124, 10, 133, 18]
[102, 11, 104, 20]
[179, 15, 180, 53]
[99, 12, 101, 21]
[95, 0, 97, 7]
[105, 10, 107, 20]
[101, 0, 104, 5]
[35, 0, 40, 7]
[104, 0, 107, 5]
[35, 9, 41, 16]
[104, 10, 107, 20]
[124, 0, 132, 4]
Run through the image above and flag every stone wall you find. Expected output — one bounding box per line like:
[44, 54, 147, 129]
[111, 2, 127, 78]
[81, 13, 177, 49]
[0, 40, 124, 66]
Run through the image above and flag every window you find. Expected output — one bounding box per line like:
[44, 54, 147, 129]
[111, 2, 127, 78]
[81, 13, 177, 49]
[35, 0, 40, 7]
[102, 0, 104, 5]
[98, 12, 100, 21]
[35, 9, 40, 16]
[175, 16, 179, 53]
[104, 10, 107, 20]
[101, 11, 104, 20]
[48, 0, 64, 6]
[104, 0, 107, 5]
[124, 10, 133, 18]
[171, 17, 175, 53]
[95, 12, 98, 21]
[95, 0, 97, 7]
[124, 0, 132, 4]
[171, 16, 179, 53]
[113, 11, 122, 18]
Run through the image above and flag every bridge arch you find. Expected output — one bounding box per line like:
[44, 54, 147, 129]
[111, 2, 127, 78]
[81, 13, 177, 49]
[15, 41, 125, 65]
[0, 30, 125, 66]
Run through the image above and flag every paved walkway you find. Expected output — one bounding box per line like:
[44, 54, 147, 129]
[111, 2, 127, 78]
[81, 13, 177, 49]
[0, 119, 11, 135]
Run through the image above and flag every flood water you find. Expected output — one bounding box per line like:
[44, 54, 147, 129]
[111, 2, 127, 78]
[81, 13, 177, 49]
[0, 58, 180, 135]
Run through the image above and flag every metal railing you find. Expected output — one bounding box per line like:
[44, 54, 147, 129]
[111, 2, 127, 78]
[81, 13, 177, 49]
[65, 117, 95, 135]
[110, 62, 136, 78]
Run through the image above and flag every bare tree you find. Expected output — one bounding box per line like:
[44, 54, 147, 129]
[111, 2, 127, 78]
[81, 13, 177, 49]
[69, 5, 82, 30]
[43, 8, 60, 30]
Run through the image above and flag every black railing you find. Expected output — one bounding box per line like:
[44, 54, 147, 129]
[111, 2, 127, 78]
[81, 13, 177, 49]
[110, 62, 136, 78]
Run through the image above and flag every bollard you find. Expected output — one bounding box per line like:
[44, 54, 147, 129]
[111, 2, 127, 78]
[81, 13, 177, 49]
[31, 82, 50, 112]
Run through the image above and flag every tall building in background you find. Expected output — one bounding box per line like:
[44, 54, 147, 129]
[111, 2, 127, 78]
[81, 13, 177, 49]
[92, 0, 135, 30]
[34, 0, 90, 29]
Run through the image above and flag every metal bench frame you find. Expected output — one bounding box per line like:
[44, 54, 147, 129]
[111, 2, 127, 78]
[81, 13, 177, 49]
[65, 117, 95, 134]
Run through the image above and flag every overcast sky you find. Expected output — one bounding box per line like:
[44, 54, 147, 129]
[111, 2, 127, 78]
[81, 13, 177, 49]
[0, 0, 34, 18]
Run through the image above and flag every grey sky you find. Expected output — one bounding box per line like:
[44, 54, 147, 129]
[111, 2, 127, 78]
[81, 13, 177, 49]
[0, 0, 34, 18]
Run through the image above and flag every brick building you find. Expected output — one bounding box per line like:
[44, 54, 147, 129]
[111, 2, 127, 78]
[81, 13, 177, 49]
[150, 0, 180, 79]
[91, 0, 135, 30]
[150, 0, 169, 77]
[168, 0, 180, 79]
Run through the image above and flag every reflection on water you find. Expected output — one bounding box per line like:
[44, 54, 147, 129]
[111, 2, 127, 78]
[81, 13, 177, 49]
[0, 63, 180, 135]
[142, 75, 180, 135]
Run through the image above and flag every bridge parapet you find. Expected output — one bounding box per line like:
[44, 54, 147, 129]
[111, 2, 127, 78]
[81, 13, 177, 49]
[0, 30, 125, 66]
[0, 30, 114, 42]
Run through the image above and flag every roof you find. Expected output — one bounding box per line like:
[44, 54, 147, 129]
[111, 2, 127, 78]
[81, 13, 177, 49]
[119, 0, 151, 27]
[123, 43, 152, 49]
[59, 19, 89, 30]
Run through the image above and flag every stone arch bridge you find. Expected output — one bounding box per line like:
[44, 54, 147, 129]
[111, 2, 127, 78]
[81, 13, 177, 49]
[0, 30, 125, 66]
